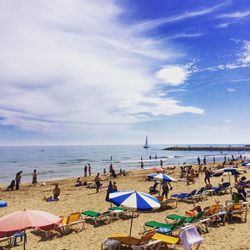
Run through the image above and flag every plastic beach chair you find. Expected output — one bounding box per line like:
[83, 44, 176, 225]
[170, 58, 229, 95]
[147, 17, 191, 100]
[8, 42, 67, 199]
[166, 211, 209, 233]
[56, 212, 85, 235]
[180, 226, 203, 250]
[152, 233, 179, 249]
[82, 210, 111, 226]
[107, 230, 159, 249]
[144, 217, 186, 234]
[171, 190, 197, 203]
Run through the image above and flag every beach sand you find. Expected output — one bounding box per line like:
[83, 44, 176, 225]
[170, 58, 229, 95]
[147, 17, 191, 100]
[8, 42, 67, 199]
[1, 162, 250, 250]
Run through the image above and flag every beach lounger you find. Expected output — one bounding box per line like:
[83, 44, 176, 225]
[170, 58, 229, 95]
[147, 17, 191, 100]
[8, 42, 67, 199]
[54, 212, 85, 235]
[82, 210, 111, 226]
[0, 236, 14, 248]
[107, 230, 160, 250]
[152, 233, 179, 250]
[66, 212, 85, 232]
[144, 217, 186, 235]
[204, 204, 226, 226]
[212, 182, 231, 195]
[157, 197, 178, 209]
[166, 211, 209, 233]
[227, 202, 248, 223]
[171, 190, 197, 203]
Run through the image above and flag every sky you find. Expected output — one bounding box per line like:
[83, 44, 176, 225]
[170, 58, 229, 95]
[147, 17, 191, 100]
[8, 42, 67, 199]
[0, 0, 250, 146]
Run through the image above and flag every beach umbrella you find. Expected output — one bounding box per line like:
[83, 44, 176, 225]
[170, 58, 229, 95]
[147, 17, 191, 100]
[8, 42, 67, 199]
[105, 180, 115, 203]
[109, 191, 160, 235]
[152, 167, 164, 173]
[211, 168, 247, 190]
[147, 173, 177, 182]
[0, 209, 61, 250]
[242, 162, 250, 167]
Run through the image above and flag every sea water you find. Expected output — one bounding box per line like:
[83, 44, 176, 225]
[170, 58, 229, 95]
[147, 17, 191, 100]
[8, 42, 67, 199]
[0, 144, 248, 184]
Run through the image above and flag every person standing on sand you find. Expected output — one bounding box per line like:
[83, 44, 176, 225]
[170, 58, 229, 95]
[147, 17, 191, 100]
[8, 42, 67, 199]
[94, 173, 101, 193]
[32, 169, 37, 185]
[162, 181, 172, 200]
[197, 156, 200, 165]
[204, 167, 211, 185]
[88, 164, 91, 176]
[140, 160, 144, 170]
[84, 165, 87, 177]
[203, 156, 206, 165]
[160, 160, 163, 167]
[15, 171, 22, 190]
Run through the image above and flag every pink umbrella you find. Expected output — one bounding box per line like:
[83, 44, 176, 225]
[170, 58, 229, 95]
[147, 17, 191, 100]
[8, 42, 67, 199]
[152, 167, 164, 173]
[0, 209, 61, 249]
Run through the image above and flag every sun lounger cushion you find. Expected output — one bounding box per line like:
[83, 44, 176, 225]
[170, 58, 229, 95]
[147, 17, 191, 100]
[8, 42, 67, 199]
[145, 221, 174, 230]
[82, 211, 101, 217]
[167, 214, 185, 221]
[156, 227, 172, 235]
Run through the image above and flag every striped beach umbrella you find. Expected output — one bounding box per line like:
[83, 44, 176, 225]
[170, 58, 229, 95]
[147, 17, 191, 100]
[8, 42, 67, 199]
[109, 191, 160, 235]
[211, 168, 247, 191]
[211, 168, 246, 177]
[147, 173, 177, 182]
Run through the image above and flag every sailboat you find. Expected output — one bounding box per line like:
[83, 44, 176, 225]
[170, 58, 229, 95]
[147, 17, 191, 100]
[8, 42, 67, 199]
[143, 136, 149, 149]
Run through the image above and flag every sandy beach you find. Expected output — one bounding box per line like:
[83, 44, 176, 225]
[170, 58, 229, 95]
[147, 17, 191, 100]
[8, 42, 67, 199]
[1, 161, 250, 250]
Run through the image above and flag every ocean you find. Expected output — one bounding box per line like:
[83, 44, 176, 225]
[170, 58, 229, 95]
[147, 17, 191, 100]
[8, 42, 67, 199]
[0, 144, 248, 185]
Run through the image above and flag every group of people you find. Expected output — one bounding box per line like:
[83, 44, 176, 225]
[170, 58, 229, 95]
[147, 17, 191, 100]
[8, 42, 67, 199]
[84, 164, 92, 177]
[197, 156, 207, 165]
[6, 169, 38, 191]
[149, 180, 173, 199]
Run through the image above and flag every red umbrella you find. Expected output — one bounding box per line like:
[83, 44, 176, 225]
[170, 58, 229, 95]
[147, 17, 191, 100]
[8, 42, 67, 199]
[0, 209, 61, 249]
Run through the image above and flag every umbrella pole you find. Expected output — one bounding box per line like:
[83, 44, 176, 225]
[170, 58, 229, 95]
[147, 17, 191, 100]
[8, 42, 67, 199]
[228, 173, 232, 193]
[129, 212, 134, 236]
[23, 230, 26, 250]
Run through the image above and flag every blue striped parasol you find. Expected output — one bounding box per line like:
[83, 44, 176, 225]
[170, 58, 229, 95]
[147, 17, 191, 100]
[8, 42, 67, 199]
[109, 191, 160, 235]
[147, 173, 176, 182]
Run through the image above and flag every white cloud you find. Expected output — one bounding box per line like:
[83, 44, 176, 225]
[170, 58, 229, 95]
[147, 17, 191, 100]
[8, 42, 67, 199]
[0, 0, 203, 136]
[227, 88, 235, 92]
[217, 10, 250, 19]
[168, 33, 203, 39]
[216, 22, 230, 28]
[224, 119, 232, 123]
[238, 41, 250, 64]
[155, 65, 190, 86]
[132, 2, 229, 32]
[194, 40, 250, 73]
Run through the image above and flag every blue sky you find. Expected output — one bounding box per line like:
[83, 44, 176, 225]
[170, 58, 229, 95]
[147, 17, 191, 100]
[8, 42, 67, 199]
[0, 0, 250, 145]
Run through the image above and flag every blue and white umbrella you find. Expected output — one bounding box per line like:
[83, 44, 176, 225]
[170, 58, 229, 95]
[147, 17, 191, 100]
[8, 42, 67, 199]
[211, 168, 246, 177]
[147, 173, 177, 182]
[242, 162, 250, 167]
[109, 191, 160, 235]
[211, 168, 247, 191]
